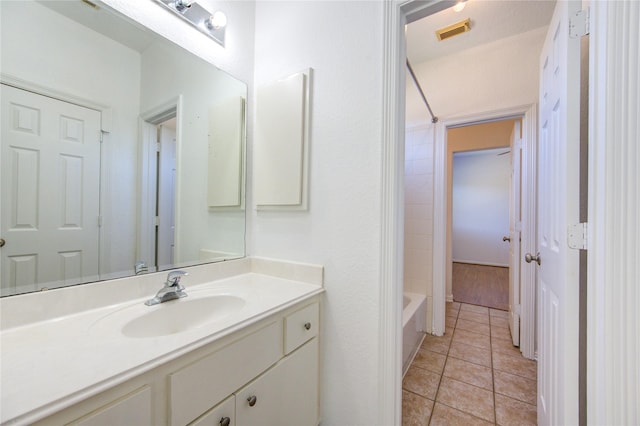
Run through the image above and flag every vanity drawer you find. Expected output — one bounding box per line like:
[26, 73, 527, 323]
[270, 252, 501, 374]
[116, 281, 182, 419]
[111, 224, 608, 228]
[169, 321, 282, 425]
[284, 302, 319, 354]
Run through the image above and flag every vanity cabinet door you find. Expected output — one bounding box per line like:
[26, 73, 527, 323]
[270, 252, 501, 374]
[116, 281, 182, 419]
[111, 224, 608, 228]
[235, 338, 319, 426]
[68, 386, 151, 426]
[189, 395, 235, 426]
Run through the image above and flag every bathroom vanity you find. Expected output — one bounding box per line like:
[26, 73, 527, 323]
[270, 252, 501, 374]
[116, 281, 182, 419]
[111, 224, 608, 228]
[0, 258, 323, 425]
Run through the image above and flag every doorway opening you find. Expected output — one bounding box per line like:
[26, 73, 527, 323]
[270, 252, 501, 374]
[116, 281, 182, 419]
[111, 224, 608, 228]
[451, 145, 511, 311]
[447, 120, 517, 315]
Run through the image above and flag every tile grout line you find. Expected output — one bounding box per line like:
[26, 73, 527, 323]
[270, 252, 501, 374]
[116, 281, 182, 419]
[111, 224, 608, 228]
[490, 320, 498, 425]
[435, 304, 499, 425]
[427, 304, 459, 425]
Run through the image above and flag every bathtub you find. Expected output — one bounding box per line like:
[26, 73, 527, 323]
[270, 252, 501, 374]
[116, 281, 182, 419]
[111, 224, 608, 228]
[403, 292, 427, 375]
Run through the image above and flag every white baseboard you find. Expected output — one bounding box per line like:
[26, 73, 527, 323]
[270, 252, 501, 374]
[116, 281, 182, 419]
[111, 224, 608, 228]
[452, 259, 509, 268]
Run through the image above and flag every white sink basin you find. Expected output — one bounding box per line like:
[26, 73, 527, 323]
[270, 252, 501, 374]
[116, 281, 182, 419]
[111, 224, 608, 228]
[91, 294, 246, 338]
[123, 295, 245, 338]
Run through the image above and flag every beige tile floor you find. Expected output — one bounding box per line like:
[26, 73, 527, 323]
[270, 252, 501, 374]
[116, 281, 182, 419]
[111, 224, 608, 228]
[402, 302, 537, 425]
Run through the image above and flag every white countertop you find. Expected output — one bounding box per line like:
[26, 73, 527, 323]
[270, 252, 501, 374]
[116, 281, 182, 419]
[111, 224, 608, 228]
[0, 260, 323, 425]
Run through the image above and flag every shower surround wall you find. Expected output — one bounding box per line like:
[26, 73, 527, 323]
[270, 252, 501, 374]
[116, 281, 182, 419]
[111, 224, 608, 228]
[404, 125, 435, 332]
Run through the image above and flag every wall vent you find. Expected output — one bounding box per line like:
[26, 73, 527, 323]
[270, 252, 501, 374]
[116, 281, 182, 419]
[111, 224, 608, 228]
[435, 19, 471, 41]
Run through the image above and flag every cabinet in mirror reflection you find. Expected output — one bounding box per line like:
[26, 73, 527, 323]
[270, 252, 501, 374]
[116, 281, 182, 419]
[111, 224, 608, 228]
[0, 0, 247, 296]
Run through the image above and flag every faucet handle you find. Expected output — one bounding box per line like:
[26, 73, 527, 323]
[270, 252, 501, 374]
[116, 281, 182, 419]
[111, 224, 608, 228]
[166, 270, 188, 286]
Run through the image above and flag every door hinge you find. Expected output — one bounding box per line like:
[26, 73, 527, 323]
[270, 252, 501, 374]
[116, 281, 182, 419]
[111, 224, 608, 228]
[156, 142, 161, 153]
[155, 216, 160, 227]
[97, 216, 103, 227]
[568, 222, 588, 250]
[570, 8, 590, 38]
[100, 130, 109, 143]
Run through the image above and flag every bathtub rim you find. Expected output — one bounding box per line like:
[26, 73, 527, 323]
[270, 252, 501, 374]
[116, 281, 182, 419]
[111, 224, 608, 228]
[403, 291, 426, 328]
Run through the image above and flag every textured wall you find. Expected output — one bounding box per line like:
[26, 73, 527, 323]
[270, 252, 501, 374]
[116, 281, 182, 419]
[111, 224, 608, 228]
[251, 2, 385, 424]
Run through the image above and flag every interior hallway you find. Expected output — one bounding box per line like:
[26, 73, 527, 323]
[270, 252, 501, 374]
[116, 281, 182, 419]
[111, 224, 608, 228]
[402, 302, 537, 425]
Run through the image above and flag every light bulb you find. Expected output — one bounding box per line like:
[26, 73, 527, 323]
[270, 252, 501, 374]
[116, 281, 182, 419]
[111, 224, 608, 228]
[206, 11, 227, 30]
[452, 1, 466, 12]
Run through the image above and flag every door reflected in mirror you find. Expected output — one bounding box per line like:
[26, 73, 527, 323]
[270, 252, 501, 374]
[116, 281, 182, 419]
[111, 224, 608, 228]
[0, 0, 247, 296]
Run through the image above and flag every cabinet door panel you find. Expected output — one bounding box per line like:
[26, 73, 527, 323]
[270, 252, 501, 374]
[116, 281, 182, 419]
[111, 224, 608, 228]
[69, 386, 151, 426]
[190, 395, 235, 426]
[236, 338, 319, 426]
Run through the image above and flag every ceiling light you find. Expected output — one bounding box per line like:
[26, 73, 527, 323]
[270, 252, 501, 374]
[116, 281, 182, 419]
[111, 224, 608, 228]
[452, 1, 466, 12]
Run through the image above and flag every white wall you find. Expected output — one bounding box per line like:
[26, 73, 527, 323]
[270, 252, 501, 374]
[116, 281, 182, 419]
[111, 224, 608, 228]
[452, 149, 510, 266]
[251, 2, 384, 424]
[0, 1, 141, 278]
[406, 27, 546, 127]
[404, 125, 435, 328]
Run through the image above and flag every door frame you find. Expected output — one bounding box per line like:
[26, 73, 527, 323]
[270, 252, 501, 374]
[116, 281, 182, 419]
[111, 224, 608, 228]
[382, 1, 638, 424]
[431, 105, 537, 360]
[378, 1, 455, 423]
[139, 96, 183, 271]
[0, 73, 114, 279]
[381, 0, 540, 422]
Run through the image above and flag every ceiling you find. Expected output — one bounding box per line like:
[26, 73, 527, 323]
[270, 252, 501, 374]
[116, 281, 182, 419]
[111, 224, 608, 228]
[406, 0, 556, 64]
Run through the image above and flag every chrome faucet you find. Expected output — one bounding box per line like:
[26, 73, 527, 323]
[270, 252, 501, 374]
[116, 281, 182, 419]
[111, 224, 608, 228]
[145, 270, 188, 306]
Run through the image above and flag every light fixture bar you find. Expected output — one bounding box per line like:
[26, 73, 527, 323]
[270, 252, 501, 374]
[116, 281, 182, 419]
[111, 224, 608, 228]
[155, 0, 226, 47]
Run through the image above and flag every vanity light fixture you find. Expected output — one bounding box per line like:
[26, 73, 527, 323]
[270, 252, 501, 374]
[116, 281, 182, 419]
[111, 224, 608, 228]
[155, 0, 226, 47]
[174, 0, 193, 13]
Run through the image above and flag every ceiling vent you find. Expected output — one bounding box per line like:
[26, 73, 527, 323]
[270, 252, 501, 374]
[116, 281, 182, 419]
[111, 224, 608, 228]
[435, 18, 471, 41]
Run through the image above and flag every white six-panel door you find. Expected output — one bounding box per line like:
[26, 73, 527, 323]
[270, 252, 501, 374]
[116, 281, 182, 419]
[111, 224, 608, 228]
[537, 1, 581, 424]
[0, 84, 100, 295]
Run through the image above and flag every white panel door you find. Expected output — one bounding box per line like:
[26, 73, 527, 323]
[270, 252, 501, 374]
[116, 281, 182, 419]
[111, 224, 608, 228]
[0, 84, 100, 295]
[536, 1, 581, 424]
[508, 120, 522, 347]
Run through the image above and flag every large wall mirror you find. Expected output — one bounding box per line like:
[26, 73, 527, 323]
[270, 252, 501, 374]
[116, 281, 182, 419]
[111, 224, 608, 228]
[0, 0, 247, 297]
